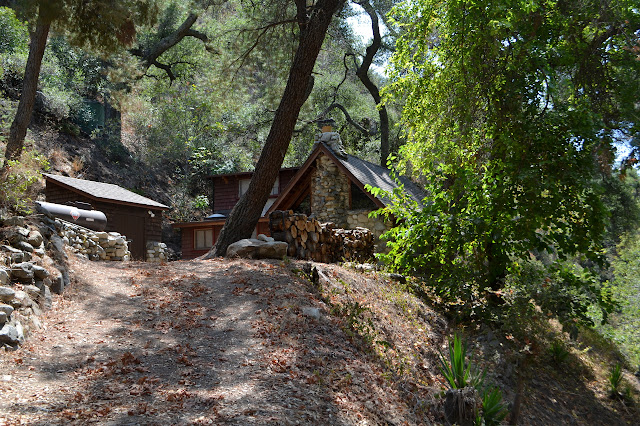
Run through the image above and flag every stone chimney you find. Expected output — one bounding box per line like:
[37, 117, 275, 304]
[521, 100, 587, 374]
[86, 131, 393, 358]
[313, 118, 348, 159]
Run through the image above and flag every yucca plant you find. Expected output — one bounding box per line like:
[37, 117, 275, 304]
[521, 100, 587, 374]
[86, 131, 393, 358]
[439, 333, 484, 389]
[609, 363, 623, 397]
[482, 387, 509, 426]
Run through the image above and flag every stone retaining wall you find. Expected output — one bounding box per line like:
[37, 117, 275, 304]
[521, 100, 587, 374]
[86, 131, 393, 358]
[57, 220, 130, 261]
[146, 241, 168, 263]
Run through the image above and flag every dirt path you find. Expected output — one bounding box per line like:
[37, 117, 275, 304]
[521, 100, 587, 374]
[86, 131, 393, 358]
[0, 256, 418, 425]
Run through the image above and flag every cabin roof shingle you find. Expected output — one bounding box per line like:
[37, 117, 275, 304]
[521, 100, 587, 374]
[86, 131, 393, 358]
[335, 153, 425, 206]
[44, 174, 169, 210]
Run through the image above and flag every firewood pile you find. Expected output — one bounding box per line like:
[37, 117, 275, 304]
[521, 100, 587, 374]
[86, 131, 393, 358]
[269, 210, 374, 263]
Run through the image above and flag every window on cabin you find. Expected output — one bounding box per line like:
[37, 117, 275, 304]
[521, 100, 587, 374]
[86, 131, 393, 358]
[195, 229, 213, 249]
[239, 176, 279, 197]
[351, 182, 378, 210]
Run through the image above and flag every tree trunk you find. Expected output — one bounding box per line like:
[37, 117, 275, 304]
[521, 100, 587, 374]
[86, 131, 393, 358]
[355, 0, 389, 167]
[206, 0, 346, 258]
[3, 18, 50, 165]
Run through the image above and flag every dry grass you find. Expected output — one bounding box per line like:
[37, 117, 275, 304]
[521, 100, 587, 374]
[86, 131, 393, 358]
[70, 156, 85, 177]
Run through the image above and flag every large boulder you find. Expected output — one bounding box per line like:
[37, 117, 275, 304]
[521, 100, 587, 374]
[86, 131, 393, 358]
[0, 286, 15, 303]
[2, 245, 27, 263]
[48, 234, 67, 262]
[41, 285, 52, 310]
[256, 241, 288, 259]
[50, 270, 67, 294]
[9, 226, 29, 243]
[226, 239, 288, 259]
[0, 303, 14, 317]
[1, 216, 25, 227]
[11, 290, 33, 308]
[32, 265, 49, 280]
[13, 241, 34, 253]
[27, 230, 44, 248]
[23, 285, 41, 302]
[0, 324, 20, 345]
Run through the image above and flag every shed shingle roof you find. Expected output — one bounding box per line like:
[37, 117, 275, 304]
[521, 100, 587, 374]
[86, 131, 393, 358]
[44, 174, 169, 210]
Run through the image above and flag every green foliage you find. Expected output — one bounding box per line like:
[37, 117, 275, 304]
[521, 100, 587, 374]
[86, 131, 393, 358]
[0, 149, 49, 213]
[377, 0, 639, 323]
[14, 0, 158, 53]
[332, 300, 376, 342]
[592, 233, 640, 366]
[548, 340, 569, 365]
[439, 333, 508, 424]
[609, 363, 623, 397]
[600, 171, 640, 247]
[481, 387, 509, 426]
[193, 195, 209, 210]
[0, 7, 28, 55]
[0, 7, 28, 85]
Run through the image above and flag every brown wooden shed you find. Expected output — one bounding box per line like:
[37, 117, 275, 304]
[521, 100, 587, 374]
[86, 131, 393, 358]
[43, 174, 169, 260]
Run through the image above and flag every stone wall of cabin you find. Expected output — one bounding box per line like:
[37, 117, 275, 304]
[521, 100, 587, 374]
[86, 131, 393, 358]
[346, 209, 393, 252]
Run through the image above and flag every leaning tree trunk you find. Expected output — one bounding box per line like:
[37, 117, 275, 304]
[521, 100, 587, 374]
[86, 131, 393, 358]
[355, 0, 389, 167]
[3, 18, 50, 166]
[207, 0, 346, 258]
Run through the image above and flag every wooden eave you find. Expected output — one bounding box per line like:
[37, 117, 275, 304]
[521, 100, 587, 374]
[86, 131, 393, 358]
[206, 167, 300, 180]
[267, 144, 385, 215]
[171, 217, 269, 229]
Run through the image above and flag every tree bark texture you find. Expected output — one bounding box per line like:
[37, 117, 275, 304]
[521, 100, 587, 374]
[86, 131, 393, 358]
[3, 18, 50, 165]
[355, 0, 389, 167]
[207, 0, 346, 257]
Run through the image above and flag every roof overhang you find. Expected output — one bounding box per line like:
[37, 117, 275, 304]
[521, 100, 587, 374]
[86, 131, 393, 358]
[44, 175, 170, 211]
[172, 217, 269, 229]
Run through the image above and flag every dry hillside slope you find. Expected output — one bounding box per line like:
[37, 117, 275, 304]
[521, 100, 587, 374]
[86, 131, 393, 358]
[0, 254, 638, 424]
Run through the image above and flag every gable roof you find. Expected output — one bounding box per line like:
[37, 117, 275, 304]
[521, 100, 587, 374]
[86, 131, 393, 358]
[268, 143, 425, 214]
[44, 174, 169, 210]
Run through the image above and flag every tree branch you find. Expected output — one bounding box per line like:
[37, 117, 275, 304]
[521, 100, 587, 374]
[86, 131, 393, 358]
[294, 102, 370, 135]
[354, 0, 390, 166]
[130, 12, 217, 81]
[230, 19, 299, 76]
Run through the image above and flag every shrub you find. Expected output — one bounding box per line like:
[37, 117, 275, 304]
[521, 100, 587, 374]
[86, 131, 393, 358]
[0, 7, 28, 55]
[0, 149, 49, 213]
[548, 340, 570, 365]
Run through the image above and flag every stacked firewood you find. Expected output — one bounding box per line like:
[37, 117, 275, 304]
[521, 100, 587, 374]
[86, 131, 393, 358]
[269, 210, 374, 263]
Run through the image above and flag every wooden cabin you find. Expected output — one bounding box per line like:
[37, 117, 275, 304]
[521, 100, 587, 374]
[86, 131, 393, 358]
[171, 168, 299, 259]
